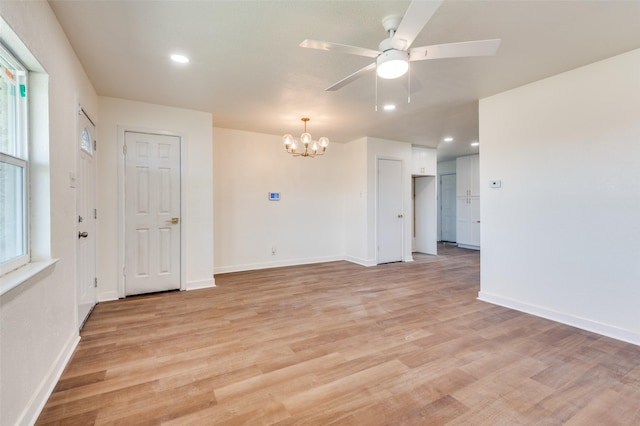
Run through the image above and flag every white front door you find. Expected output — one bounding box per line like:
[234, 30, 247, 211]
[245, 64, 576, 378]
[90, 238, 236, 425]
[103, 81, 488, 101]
[440, 173, 456, 242]
[77, 110, 97, 328]
[124, 132, 181, 296]
[377, 159, 403, 264]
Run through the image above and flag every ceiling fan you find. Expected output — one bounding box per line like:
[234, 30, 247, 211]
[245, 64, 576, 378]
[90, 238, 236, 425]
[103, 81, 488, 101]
[300, 0, 501, 91]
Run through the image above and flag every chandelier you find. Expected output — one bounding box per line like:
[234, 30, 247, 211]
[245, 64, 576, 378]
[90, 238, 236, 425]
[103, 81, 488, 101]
[282, 117, 329, 157]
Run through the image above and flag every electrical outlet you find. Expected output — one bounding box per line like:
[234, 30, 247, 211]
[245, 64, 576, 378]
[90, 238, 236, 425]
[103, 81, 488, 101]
[271, 245, 277, 255]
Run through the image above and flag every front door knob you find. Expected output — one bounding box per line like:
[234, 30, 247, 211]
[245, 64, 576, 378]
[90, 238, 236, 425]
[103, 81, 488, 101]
[78, 231, 88, 238]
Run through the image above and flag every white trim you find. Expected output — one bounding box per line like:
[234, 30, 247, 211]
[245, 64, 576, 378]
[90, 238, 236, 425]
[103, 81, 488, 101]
[98, 290, 119, 302]
[214, 255, 344, 274]
[478, 291, 640, 346]
[0, 258, 57, 296]
[185, 278, 216, 291]
[457, 244, 480, 250]
[117, 127, 186, 297]
[344, 256, 377, 267]
[20, 332, 80, 426]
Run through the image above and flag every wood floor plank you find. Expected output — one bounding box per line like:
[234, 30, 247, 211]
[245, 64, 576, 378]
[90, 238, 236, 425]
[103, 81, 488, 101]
[35, 244, 640, 425]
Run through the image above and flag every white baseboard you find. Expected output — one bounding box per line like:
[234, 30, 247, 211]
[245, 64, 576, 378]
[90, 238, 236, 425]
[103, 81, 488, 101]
[98, 290, 119, 302]
[21, 332, 80, 426]
[214, 255, 344, 274]
[478, 291, 640, 346]
[343, 256, 376, 267]
[403, 255, 414, 262]
[185, 278, 216, 291]
[457, 244, 480, 250]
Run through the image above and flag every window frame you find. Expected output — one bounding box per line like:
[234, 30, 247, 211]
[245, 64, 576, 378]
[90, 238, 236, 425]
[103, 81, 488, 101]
[0, 42, 29, 276]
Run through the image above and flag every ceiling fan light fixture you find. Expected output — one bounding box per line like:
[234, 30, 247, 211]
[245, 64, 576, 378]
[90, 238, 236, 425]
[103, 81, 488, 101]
[376, 50, 408, 79]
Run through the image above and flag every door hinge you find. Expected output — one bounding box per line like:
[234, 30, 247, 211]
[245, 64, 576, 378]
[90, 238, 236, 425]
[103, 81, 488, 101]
[123, 144, 127, 155]
[93, 139, 97, 151]
[123, 266, 126, 277]
[94, 208, 97, 219]
[94, 277, 98, 288]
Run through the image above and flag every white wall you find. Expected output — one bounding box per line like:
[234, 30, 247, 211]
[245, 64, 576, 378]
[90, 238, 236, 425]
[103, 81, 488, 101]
[479, 49, 640, 345]
[342, 137, 370, 265]
[213, 127, 346, 273]
[438, 160, 456, 175]
[97, 97, 214, 298]
[0, 2, 98, 424]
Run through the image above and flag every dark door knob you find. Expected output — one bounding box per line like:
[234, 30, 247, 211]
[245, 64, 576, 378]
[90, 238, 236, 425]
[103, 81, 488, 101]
[78, 231, 88, 238]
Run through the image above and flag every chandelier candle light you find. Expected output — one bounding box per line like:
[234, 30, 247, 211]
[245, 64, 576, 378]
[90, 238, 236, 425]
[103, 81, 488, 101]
[283, 118, 329, 157]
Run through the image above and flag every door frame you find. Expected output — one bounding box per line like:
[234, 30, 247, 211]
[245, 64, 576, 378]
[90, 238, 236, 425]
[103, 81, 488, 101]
[117, 126, 186, 298]
[375, 156, 406, 264]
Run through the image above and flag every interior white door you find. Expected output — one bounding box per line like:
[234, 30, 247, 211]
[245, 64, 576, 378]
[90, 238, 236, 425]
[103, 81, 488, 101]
[124, 132, 181, 296]
[77, 110, 97, 328]
[414, 176, 437, 255]
[440, 173, 456, 242]
[377, 159, 403, 264]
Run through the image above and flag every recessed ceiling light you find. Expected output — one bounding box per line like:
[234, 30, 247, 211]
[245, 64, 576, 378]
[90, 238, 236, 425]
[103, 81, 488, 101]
[383, 104, 396, 111]
[471, 142, 479, 147]
[170, 54, 189, 64]
[444, 137, 453, 142]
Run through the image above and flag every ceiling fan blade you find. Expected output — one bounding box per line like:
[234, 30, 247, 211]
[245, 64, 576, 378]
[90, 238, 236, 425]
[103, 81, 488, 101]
[325, 62, 377, 91]
[392, 0, 443, 50]
[300, 39, 381, 58]
[409, 39, 502, 61]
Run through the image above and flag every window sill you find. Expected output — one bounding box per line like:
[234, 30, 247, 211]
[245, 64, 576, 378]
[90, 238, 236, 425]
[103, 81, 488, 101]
[0, 259, 59, 296]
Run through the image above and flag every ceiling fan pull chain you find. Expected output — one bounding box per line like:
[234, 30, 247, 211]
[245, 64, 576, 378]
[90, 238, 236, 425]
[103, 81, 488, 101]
[408, 63, 411, 104]
[375, 71, 378, 112]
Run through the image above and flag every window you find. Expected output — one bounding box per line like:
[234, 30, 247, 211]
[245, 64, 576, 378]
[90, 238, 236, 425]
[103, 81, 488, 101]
[0, 43, 28, 275]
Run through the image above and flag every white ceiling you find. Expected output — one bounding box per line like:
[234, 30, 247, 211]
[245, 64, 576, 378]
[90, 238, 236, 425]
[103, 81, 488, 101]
[49, 0, 640, 162]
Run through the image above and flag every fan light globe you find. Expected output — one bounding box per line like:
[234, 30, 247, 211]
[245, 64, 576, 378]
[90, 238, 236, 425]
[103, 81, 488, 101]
[376, 50, 409, 79]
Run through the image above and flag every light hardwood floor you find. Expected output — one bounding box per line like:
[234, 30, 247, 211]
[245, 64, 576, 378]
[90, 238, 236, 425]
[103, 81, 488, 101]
[37, 245, 640, 425]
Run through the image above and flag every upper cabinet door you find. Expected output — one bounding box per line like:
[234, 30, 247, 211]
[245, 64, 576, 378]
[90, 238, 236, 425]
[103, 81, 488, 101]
[411, 146, 437, 176]
[456, 155, 480, 196]
[469, 155, 480, 196]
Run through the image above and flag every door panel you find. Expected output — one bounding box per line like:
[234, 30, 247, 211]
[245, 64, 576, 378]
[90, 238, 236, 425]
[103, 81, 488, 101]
[77, 111, 96, 328]
[377, 159, 403, 264]
[414, 176, 437, 255]
[125, 132, 181, 296]
[440, 174, 456, 242]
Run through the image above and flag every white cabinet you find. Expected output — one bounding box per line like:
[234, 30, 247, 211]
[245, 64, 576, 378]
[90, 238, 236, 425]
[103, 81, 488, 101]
[456, 155, 479, 196]
[411, 146, 437, 176]
[456, 155, 480, 249]
[456, 196, 480, 249]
